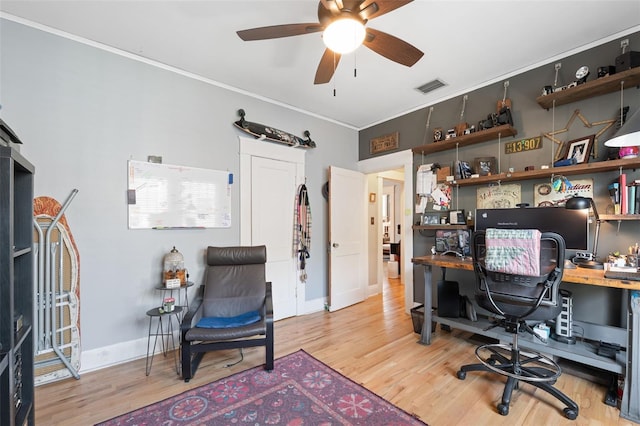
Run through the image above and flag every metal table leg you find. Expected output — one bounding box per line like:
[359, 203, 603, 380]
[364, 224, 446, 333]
[145, 307, 182, 376]
[419, 264, 433, 345]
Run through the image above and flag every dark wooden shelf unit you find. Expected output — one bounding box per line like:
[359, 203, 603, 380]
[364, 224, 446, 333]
[1, 146, 35, 426]
[449, 157, 640, 187]
[536, 67, 640, 109]
[600, 214, 640, 221]
[411, 124, 517, 155]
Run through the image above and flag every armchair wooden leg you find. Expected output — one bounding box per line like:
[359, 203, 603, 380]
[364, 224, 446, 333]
[181, 342, 192, 382]
[265, 334, 274, 371]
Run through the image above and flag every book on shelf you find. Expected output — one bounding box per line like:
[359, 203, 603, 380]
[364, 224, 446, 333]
[611, 174, 640, 216]
[620, 174, 627, 215]
[454, 160, 472, 180]
[609, 182, 620, 214]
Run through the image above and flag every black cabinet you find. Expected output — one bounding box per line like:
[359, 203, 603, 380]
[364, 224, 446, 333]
[1, 146, 35, 426]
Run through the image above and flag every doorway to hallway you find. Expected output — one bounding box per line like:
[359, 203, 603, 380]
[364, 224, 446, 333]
[358, 149, 414, 314]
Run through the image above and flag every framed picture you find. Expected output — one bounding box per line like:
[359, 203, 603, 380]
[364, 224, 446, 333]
[473, 157, 497, 176]
[449, 210, 465, 224]
[476, 183, 522, 209]
[563, 134, 595, 164]
[421, 212, 440, 225]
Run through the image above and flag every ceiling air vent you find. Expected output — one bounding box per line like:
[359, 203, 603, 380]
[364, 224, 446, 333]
[416, 79, 446, 94]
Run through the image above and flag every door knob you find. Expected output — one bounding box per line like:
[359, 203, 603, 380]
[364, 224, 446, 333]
[332, 243, 339, 248]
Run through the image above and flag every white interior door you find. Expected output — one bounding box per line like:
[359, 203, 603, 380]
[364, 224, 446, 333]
[240, 137, 305, 321]
[329, 166, 367, 311]
[251, 156, 298, 320]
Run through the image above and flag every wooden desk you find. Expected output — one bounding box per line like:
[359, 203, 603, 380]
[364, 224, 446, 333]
[412, 254, 640, 422]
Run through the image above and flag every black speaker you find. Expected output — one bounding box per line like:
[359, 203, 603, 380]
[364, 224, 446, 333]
[615, 51, 640, 72]
[437, 280, 460, 318]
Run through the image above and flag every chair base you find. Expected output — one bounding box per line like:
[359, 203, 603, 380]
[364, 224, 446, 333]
[457, 343, 579, 420]
[182, 338, 274, 382]
[475, 343, 561, 382]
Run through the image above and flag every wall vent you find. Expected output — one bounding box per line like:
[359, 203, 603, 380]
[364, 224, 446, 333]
[416, 79, 446, 94]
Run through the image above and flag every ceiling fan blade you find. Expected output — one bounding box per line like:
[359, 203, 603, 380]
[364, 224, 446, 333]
[314, 49, 342, 84]
[237, 23, 323, 41]
[363, 27, 423, 67]
[358, 0, 412, 20]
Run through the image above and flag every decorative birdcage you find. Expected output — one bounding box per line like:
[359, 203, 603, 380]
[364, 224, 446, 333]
[163, 246, 186, 287]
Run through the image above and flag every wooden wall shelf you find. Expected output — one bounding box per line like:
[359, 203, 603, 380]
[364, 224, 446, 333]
[411, 124, 517, 156]
[600, 214, 640, 221]
[449, 157, 640, 187]
[536, 68, 640, 110]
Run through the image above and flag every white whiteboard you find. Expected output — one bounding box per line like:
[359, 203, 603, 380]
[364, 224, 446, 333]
[127, 160, 231, 229]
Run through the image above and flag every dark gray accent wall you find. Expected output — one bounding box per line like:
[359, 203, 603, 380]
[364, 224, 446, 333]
[360, 32, 640, 326]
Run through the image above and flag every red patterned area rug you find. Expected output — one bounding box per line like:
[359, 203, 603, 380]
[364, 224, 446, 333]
[97, 349, 427, 425]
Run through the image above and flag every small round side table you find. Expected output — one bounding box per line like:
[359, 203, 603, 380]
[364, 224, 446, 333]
[145, 306, 183, 376]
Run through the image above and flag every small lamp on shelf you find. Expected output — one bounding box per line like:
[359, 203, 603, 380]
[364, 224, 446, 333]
[605, 109, 640, 158]
[565, 196, 603, 269]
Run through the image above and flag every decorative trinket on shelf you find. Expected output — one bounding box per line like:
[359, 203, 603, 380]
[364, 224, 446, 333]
[162, 297, 175, 312]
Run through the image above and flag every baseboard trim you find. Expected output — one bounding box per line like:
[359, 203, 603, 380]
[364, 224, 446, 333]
[80, 336, 149, 374]
[78, 297, 328, 374]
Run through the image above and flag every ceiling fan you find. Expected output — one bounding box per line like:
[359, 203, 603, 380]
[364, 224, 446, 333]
[237, 0, 424, 84]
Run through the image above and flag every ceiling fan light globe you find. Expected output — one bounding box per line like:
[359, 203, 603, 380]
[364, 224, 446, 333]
[323, 18, 365, 54]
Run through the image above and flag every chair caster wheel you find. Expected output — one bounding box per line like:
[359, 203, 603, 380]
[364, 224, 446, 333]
[184, 378, 190, 383]
[563, 408, 578, 420]
[497, 403, 509, 416]
[457, 370, 466, 380]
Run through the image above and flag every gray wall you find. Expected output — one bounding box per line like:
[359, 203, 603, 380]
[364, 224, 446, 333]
[360, 31, 640, 326]
[0, 19, 358, 356]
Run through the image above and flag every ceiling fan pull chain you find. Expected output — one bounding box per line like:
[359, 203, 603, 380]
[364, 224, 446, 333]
[333, 51, 337, 97]
[354, 50, 357, 78]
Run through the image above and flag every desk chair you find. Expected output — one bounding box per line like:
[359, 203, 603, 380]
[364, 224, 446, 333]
[181, 245, 274, 382]
[456, 230, 578, 420]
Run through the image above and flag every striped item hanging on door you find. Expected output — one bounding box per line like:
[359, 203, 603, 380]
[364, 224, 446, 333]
[294, 183, 311, 282]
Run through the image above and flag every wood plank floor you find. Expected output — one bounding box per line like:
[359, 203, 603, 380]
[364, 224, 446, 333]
[35, 274, 634, 425]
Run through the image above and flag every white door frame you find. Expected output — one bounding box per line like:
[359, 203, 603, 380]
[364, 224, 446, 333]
[358, 150, 414, 312]
[239, 136, 306, 316]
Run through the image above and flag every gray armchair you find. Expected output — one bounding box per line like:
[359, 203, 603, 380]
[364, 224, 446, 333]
[181, 245, 274, 382]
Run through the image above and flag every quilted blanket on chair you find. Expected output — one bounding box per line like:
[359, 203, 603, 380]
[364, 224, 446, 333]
[485, 228, 541, 276]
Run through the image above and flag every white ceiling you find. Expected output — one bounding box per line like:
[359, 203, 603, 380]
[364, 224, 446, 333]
[1, 1, 639, 129]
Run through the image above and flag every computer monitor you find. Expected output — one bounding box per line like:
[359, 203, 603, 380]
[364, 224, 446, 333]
[475, 207, 589, 251]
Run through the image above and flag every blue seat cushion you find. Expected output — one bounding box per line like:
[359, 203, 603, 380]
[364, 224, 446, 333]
[196, 310, 261, 329]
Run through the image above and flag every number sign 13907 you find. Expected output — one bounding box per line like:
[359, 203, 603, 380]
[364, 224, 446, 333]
[504, 136, 542, 154]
